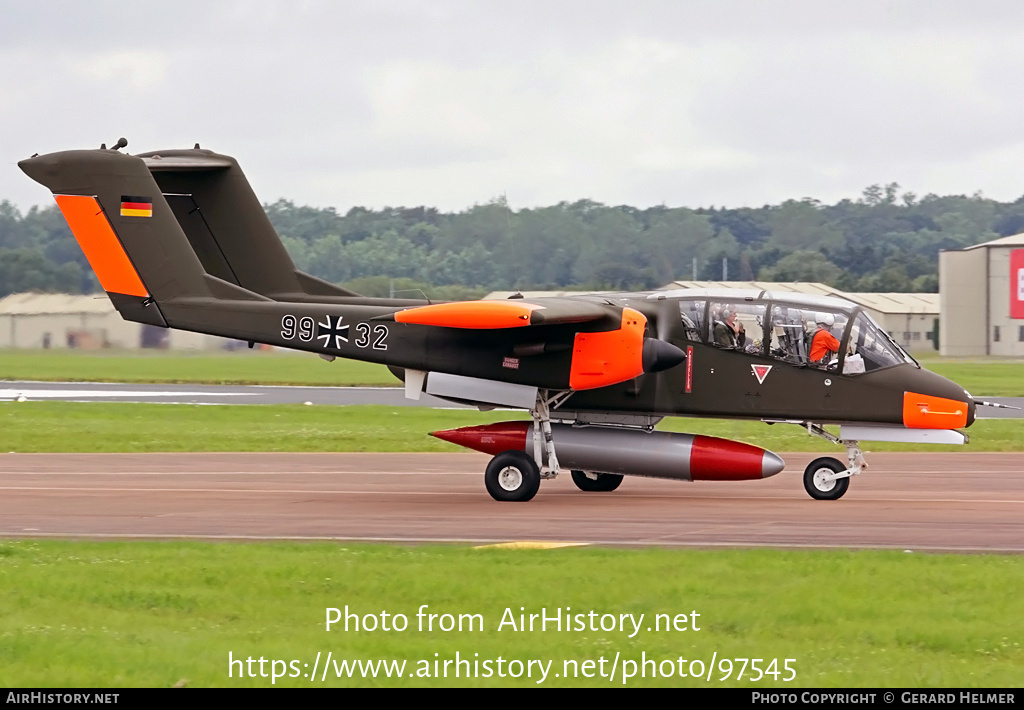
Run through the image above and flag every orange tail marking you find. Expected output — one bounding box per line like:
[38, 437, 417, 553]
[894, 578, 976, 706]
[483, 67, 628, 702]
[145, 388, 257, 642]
[902, 392, 968, 429]
[54, 195, 148, 298]
[569, 307, 646, 390]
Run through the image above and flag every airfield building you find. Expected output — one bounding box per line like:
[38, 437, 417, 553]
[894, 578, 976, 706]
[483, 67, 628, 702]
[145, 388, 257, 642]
[939, 233, 1024, 357]
[0, 292, 228, 350]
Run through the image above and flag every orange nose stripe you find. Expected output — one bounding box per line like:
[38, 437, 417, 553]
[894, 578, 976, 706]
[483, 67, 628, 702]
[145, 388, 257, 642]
[902, 392, 968, 429]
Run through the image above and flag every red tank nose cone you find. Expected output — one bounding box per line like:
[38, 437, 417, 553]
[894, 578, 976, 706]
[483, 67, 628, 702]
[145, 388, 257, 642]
[689, 435, 785, 480]
[430, 421, 530, 456]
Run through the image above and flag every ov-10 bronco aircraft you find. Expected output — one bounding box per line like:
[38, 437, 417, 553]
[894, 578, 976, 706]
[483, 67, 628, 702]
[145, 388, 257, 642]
[20, 140, 992, 502]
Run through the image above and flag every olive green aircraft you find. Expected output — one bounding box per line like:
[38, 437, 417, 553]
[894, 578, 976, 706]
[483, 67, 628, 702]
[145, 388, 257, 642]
[20, 140, 990, 502]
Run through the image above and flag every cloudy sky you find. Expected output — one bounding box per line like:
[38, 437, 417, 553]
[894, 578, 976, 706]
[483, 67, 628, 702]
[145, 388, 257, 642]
[4, 0, 1024, 213]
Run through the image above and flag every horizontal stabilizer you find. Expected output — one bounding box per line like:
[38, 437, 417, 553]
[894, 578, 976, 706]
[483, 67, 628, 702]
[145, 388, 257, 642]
[142, 155, 233, 171]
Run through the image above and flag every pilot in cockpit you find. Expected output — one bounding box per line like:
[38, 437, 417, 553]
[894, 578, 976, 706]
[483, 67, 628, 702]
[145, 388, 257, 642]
[714, 309, 746, 349]
[809, 313, 840, 364]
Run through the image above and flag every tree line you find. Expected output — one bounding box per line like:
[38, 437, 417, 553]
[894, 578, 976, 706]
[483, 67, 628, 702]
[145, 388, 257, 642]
[1, 182, 1022, 300]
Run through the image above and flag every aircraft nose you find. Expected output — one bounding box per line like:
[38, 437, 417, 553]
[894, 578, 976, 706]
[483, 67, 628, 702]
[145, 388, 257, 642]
[642, 338, 687, 373]
[899, 366, 976, 429]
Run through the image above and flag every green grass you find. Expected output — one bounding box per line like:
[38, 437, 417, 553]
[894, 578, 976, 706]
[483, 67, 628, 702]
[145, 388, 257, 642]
[923, 361, 1024, 397]
[0, 541, 1020, 687]
[3, 349, 1024, 394]
[0, 403, 520, 452]
[0, 351, 1019, 689]
[0, 402, 1019, 452]
[0, 349, 397, 386]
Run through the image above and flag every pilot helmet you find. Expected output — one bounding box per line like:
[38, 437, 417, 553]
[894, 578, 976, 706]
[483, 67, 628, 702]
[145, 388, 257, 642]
[815, 312, 835, 328]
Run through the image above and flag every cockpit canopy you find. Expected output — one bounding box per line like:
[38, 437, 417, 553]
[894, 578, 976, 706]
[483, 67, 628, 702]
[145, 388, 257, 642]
[650, 289, 916, 374]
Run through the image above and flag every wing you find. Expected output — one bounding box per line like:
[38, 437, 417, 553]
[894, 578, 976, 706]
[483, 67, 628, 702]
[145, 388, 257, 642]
[386, 298, 685, 391]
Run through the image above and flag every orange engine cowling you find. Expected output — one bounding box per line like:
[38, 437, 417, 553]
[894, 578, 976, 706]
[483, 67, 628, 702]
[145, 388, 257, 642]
[569, 307, 646, 390]
[567, 308, 686, 390]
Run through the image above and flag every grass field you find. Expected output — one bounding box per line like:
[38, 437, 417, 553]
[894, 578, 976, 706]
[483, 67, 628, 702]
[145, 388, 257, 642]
[1, 352, 1021, 689]
[0, 349, 396, 386]
[2, 349, 1024, 394]
[0, 541, 1020, 687]
[0, 401, 1020, 452]
[923, 361, 1024, 397]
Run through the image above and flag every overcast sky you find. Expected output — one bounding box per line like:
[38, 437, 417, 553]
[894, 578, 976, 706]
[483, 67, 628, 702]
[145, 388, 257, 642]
[5, 0, 1024, 213]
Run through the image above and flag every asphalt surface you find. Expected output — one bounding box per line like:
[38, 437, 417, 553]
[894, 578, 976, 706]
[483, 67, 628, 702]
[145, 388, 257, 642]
[1, 382, 1019, 553]
[2, 452, 1022, 552]
[0, 381, 1021, 416]
[0, 381, 467, 407]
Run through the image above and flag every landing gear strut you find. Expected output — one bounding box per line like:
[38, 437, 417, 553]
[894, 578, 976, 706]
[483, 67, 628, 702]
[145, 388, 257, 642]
[484, 389, 570, 502]
[800, 423, 868, 501]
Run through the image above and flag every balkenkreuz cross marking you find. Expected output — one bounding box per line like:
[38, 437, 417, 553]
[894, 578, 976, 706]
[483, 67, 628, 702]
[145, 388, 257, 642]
[316, 315, 349, 349]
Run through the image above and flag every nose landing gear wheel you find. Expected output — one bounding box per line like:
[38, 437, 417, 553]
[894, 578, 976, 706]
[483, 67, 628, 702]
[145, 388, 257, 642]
[803, 457, 850, 500]
[570, 470, 623, 492]
[485, 451, 541, 502]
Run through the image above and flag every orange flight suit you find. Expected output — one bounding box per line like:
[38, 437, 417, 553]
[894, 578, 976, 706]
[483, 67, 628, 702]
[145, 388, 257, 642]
[810, 328, 840, 362]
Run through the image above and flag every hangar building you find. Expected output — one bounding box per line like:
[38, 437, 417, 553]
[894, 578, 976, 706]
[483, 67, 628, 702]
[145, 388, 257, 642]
[939, 233, 1024, 357]
[0, 292, 228, 350]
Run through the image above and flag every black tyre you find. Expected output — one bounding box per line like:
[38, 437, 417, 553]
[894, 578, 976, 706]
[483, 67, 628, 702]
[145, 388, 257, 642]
[485, 451, 541, 502]
[570, 470, 624, 492]
[803, 457, 850, 501]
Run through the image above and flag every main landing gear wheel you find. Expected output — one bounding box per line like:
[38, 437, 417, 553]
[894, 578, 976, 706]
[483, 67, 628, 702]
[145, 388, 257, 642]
[485, 451, 541, 502]
[803, 457, 850, 501]
[570, 470, 623, 492]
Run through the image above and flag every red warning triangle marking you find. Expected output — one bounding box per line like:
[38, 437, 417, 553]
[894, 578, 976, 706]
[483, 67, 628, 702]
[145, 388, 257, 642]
[751, 364, 773, 385]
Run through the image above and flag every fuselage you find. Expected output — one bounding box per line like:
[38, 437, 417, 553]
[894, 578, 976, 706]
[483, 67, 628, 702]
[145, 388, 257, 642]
[373, 288, 975, 429]
[19, 147, 972, 433]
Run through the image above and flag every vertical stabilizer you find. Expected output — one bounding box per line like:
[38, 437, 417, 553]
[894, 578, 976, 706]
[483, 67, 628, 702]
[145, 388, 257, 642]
[19, 148, 266, 327]
[138, 148, 358, 301]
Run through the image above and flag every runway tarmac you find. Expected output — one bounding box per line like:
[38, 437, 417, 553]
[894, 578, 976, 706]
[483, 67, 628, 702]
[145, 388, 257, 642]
[1, 381, 1021, 416]
[2, 452, 1022, 552]
[0, 380, 466, 407]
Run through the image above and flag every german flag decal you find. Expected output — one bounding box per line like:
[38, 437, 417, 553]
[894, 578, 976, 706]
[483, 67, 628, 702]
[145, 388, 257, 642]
[120, 195, 153, 217]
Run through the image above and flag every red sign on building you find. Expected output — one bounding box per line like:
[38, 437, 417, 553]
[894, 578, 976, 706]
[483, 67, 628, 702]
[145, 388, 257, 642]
[1012, 249, 1024, 319]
